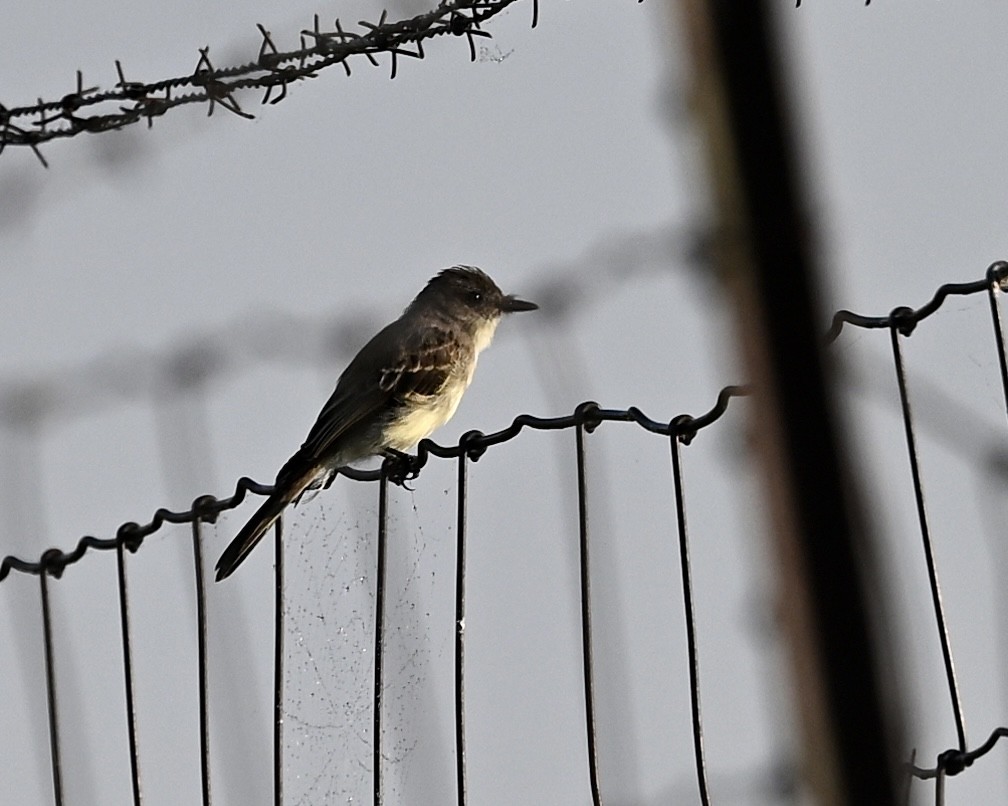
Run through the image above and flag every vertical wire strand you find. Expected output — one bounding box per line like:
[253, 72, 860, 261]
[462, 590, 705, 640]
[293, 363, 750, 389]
[574, 423, 603, 805]
[668, 434, 711, 806]
[373, 471, 389, 806]
[454, 454, 469, 805]
[39, 569, 64, 806]
[190, 519, 212, 805]
[901, 749, 916, 806]
[115, 543, 142, 806]
[985, 280, 1008, 425]
[889, 326, 967, 752]
[273, 517, 284, 806]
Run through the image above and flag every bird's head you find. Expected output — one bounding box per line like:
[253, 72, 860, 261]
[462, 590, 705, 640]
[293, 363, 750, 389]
[413, 266, 538, 325]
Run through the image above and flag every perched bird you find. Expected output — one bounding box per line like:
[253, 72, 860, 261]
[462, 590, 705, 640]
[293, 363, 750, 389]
[215, 266, 537, 581]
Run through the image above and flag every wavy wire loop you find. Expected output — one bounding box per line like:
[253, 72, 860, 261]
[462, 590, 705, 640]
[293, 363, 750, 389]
[826, 260, 1008, 341]
[0, 389, 748, 582]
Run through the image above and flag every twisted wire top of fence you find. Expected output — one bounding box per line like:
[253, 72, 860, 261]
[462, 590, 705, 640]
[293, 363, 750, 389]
[826, 261, 1008, 340]
[0, 388, 748, 582]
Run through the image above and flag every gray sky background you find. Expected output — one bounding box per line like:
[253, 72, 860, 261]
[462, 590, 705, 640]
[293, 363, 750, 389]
[1, 2, 1007, 805]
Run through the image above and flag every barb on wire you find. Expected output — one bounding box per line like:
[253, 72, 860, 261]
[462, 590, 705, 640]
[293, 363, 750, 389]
[0, 0, 545, 164]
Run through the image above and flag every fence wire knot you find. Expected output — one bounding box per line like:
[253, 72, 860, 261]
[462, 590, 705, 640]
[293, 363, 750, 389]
[40, 548, 69, 579]
[191, 495, 221, 524]
[458, 429, 487, 461]
[117, 522, 144, 553]
[574, 401, 602, 433]
[889, 305, 918, 337]
[670, 413, 698, 445]
[937, 747, 968, 776]
[987, 260, 1008, 292]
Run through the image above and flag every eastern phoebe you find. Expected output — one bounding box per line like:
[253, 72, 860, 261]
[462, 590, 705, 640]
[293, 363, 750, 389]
[215, 266, 537, 581]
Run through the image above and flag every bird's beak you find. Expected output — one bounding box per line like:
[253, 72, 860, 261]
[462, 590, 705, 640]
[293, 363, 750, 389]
[500, 294, 538, 313]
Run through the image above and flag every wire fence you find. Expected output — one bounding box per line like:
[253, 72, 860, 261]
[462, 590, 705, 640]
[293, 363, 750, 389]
[3, 265, 1008, 804]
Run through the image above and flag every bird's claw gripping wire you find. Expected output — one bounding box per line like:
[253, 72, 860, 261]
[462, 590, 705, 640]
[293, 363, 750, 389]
[382, 449, 424, 489]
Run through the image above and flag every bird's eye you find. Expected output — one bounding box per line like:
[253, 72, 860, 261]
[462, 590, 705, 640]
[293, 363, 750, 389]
[472, 291, 482, 302]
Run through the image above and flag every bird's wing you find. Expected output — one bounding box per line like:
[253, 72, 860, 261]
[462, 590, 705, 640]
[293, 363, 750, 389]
[299, 321, 460, 462]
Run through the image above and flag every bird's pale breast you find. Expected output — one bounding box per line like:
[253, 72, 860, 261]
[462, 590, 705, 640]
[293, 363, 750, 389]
[382, 381, 466, 450]
[382, 316, 499, 451]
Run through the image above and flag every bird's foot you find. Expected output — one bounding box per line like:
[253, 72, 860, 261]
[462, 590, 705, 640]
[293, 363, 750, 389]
[382, 449, 422, 489]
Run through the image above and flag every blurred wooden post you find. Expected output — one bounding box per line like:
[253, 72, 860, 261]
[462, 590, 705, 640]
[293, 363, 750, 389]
[676, 2, 904, 802]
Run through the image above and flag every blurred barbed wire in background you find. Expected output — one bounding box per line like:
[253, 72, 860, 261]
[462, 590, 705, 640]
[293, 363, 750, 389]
[0, 222, 701, 433]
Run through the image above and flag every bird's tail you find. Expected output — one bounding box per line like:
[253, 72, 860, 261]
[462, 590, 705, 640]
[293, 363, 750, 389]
[215, 468, 316, 582]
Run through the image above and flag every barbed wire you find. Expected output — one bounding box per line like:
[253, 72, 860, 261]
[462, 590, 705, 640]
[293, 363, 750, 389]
[0, 0, 537, 167]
